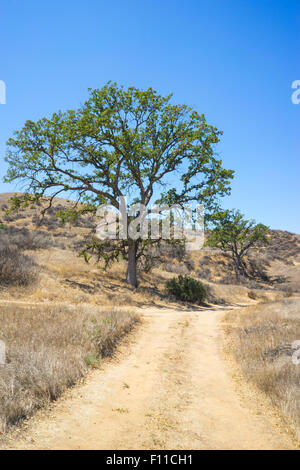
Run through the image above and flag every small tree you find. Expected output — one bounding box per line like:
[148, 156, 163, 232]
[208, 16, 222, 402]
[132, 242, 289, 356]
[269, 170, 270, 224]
[206, 209, 269, 279]
[5, 83, 234, 287]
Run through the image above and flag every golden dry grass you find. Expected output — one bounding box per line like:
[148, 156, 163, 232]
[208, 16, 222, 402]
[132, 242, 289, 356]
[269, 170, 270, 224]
[224, 297, 300, 436]
[0, 192, 299, 438]
[0, 303, 138, 433]
[1, 192, 300, 297]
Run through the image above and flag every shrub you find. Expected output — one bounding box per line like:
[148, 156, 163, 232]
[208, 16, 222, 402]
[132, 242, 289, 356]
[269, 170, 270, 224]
[165, 275, 206, 303]
[0, 226, 53, 250]
[0, 245, 38, 286]
[248, 290, 258, 300]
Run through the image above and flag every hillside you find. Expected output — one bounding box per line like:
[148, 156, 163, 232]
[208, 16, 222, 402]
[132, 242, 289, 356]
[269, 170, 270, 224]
[0, 192, 299, 305]
[0, 192, 300, 447]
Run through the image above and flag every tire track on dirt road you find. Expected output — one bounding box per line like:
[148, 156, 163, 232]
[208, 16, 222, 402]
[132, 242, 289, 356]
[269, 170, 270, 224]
[4, 305, 296, 450]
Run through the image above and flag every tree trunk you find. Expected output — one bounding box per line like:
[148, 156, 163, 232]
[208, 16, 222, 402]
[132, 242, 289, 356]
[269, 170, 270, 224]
[234, 261, 240, 281]
[126, 239, 138, 287]
[234, 255, 245, 280]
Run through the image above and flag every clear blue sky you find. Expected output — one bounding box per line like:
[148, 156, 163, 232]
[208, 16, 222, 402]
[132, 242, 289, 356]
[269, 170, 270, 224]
[0, 0, 299, 232]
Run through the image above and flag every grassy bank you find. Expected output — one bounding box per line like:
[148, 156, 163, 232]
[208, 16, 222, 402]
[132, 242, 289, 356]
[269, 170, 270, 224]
[0, 303, 138, 432]
[224, 298, 300, 435]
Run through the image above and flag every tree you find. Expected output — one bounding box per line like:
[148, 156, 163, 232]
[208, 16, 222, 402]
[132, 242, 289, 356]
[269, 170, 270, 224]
[206, 209, 269, 279]
[5, 83, 234, 287]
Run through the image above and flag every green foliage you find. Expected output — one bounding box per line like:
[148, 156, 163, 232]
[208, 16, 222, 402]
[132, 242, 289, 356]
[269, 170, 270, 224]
[84, 353, 102, 369]
[5, 83, 233, 212]
[56, 205, 96, 225]
[206, 209, 269, 278]
[4, 82, 234, 286]
[4, 193, 42, 216]
[165, 275, 206, 303]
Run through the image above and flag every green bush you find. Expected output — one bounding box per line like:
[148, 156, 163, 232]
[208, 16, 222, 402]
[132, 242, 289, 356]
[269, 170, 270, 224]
[165, 275, 206, 303]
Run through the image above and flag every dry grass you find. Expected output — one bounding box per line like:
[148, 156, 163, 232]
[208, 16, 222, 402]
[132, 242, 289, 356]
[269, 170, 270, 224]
[224, 297, 300, 435]
[0, 303, 138, 432]
[1, 192, 300, 294]
[0, 226, 54, 251]
[0, 192, 299, 436]
[0, 245, 38, 287]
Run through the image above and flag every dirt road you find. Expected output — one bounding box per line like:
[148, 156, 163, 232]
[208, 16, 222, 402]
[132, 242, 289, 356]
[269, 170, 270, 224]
[5, 306, 296, 450]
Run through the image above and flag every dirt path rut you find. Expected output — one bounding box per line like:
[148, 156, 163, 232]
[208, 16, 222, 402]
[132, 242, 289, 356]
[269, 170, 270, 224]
[6, 306, 296, 450]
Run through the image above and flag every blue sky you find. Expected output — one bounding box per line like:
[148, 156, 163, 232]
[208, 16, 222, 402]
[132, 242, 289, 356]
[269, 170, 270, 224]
[0, 0, 299, 232]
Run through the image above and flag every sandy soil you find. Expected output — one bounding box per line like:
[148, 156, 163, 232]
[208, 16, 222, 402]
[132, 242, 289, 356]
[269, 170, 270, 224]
[4, 305, 297, 450]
